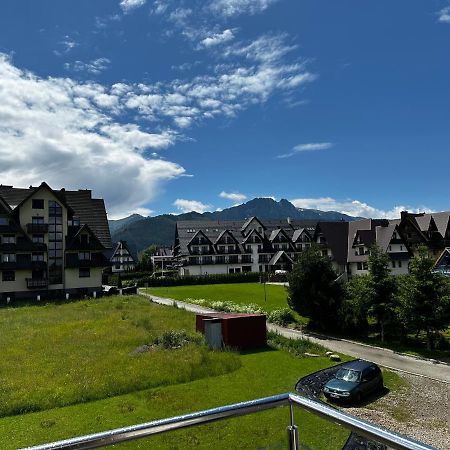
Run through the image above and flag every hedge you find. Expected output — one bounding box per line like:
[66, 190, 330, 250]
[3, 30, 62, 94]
[136, 272, 264, 287]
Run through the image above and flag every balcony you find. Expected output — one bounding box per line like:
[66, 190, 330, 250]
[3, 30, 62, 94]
[26, 278, 48, 289]
[241, 256, 252, 264]
[27, 223, 49, 233]
[27, 392, 432, 450]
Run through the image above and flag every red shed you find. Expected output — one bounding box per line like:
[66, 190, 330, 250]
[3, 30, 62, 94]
[196, 313, 267, 350]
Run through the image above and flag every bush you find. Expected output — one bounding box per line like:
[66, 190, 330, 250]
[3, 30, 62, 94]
[137, 272, 263, 287]
[267, 308, 295, 326]
[187, 298, 264, 315]
[153, 330, 204, 349]
[267, 331, 325, 357]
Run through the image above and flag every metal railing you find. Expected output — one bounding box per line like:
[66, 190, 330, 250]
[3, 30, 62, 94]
[22, 392, 435, 450]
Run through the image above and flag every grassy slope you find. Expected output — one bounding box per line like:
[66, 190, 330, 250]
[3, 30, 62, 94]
[1, 350, 354, 449]
[145, 283, 290, 313]
[0, 294, 406, 449]
[0, 296, 240, 417]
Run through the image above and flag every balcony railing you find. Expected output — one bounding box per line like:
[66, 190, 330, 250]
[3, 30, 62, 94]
[23, 392, 434, 450]
[26, 223, 49, 233]
[26, 278, 48, 289]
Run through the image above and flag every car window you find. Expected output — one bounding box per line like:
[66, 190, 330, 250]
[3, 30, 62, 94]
[335, 368, 361, 382]
[364, 367, 376, 381]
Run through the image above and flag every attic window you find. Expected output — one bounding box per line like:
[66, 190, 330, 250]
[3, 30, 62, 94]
[32, 199, 44, 209]
[80, 234, 89, 244]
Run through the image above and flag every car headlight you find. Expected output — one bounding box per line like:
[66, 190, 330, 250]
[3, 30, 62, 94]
[341, 391, 350, 397]
[323, 387, 330, 393]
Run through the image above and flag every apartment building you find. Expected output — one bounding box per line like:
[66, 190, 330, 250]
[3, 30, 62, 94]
[0, 182, 111, 301]
[174, 217, 315, 276]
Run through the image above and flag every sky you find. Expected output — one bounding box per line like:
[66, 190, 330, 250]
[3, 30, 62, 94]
[0, 0, 449, 219]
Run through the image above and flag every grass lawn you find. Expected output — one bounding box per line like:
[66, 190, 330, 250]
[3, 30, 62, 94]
[0, 295, 405, 449]
[145, 282, 295, 314]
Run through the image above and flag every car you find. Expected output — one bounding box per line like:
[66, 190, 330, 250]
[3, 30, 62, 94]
[323, 360, 383, 403]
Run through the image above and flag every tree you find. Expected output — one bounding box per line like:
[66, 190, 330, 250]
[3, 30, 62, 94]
[397, 247, 450, 350]
[365, 245, 397, 342]
[138, 245, 157, 271]
[340, 275, 371, 335]
[287, 246, 343, 331]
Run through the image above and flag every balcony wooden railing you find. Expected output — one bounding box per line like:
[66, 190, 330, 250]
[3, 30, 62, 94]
[26, 223, 49, 233]
[26, 278, 48, 289]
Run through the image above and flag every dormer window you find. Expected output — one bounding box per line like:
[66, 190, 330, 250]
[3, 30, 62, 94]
[78, 251, 91, 261]
[80, 234, 89, 244]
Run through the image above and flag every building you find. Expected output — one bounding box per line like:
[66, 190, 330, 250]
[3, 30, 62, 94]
[174, 217, 316, 276]
[433, 248, 450, 276]
[0, 182, 111, 301]
[151, 247, 174, 274]
[108, 240, 136, 273]
[397, 211, 450, 257]
[347, 219, 411, 276]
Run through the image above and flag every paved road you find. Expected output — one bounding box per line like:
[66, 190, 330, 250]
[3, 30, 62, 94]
[139, 291, 450, 384]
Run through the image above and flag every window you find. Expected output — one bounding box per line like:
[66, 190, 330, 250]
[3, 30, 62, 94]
[32, 199, 44, 209]
[32, 253, 45, 262]
[392, 232, 397, 239]
[2, 235, 15, 244]
[2, 270, 15, 281]
[115, 264, 121, 270]
[400, 245, 403, 251]
[389, 245, 392, 251]
[363, 262, 368, 270]
[322, 250, 327, 257]
[392, 261, 396, 268]
[2, 253, 16, 262]
[32, 234, 44, 244]
[0, 217, 8, 226]
[398, 261, 402, 268]
[357, 262, 363, 270]
[229, 268, 235, 274]
[78, 251, 91, 261]
[79, 267, 90, 278]
[32, 216, 44, 224]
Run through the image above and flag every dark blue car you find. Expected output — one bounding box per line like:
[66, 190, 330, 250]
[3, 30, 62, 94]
[323, 360, 383, 403]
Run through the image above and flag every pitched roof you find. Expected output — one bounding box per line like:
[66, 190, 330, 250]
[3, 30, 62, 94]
[268, 250, 293, 266]
[0, 184, 112, 248]
[315, 221, 349, 265]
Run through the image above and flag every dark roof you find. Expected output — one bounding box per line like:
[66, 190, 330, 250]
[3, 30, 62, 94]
[0, 184, 112, 248]
[175, 218, 318, 256]
[315, 221, 349, 265]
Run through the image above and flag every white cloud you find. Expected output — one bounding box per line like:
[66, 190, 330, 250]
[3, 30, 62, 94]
[0, 53, 184, 218]
[438, 6, 450, 23]
[290, 197, 433, 219]
[174, 199, 212, 213]
[65, 58, 111, 75]
[120, 0, 147, 13]
[219, 191, 247, 202]
[210, 0, 279, 17]
[200, 29, 235, 48]
[277, 142, 332, 159]
[54, 36, 78, 56]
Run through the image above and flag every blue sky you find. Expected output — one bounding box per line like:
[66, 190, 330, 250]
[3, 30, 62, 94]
[0, 0, 449, 219]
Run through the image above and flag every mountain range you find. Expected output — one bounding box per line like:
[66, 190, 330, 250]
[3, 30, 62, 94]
[109, 198, 358, 257]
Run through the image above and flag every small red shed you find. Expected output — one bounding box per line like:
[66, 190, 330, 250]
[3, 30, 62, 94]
[196, 313, 267, 350]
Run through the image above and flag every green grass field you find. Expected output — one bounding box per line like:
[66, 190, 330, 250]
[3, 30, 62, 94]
[0, 295, 404, 449]
[145, 282, 290, 312]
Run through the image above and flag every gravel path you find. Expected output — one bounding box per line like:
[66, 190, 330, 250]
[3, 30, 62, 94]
[343, 372, 449, 449]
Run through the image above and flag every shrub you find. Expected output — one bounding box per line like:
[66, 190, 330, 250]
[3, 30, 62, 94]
[137, 272, 263, 287]
[267, 331, 325, 357]
[267, 308, 295, 326]
[153, 330, 203, 349]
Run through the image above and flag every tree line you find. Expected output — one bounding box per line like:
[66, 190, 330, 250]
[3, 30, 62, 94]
[287, 245, 450, 350]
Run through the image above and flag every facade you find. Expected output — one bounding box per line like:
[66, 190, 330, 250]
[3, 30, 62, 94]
[0, 182, 111, 301]
[174, 217, 316, 276]
[151, 247, 174, 274]
[109, 241, 136, 273]
[347, 219, 411, 276]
